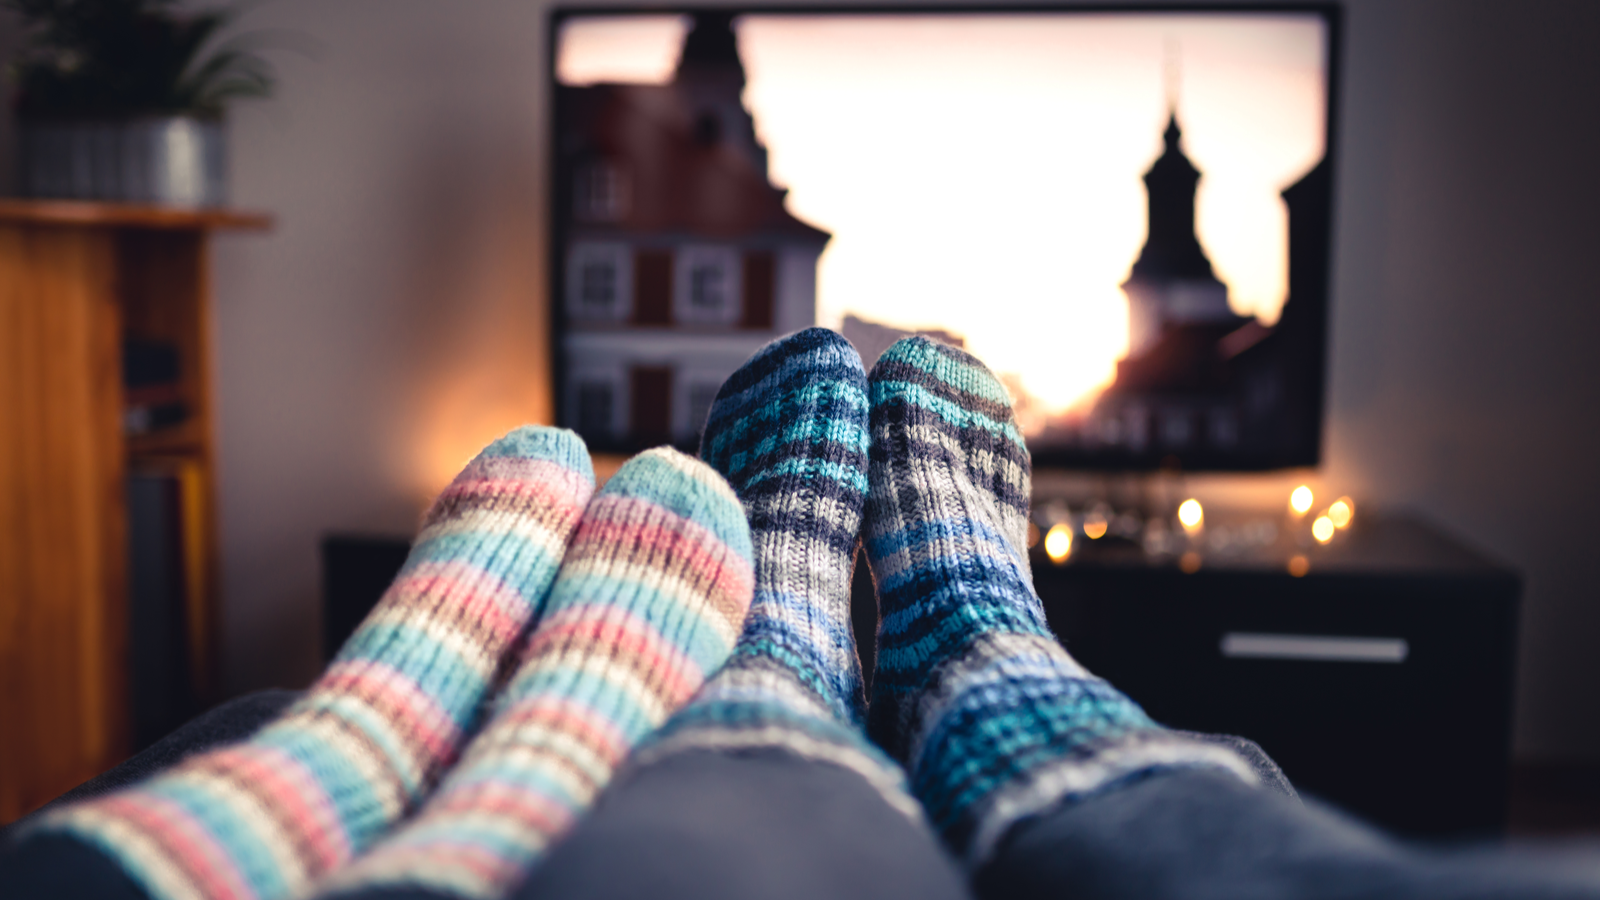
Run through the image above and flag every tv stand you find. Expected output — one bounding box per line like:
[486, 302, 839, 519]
[1029, 513, 1520, 837]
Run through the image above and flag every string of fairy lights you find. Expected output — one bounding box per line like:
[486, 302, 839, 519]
[1027, 486, 1356, 575]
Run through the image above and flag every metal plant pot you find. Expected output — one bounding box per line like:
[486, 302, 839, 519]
[17, 116, 227, 207]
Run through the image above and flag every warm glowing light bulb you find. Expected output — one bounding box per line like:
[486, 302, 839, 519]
[1083, 516, 1108, 540]
[1044, 524, 1073, 563]
[1290, 485, 1314, 515]
[1177, 499, 1203, 533]
[1287, 554, 1310, 577]
[1026, 521, 1041, 548]
[1312, 515, 1335, 543]
[1328, 497, 1354, 529]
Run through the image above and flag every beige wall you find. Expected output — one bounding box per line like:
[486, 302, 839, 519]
[206, 1, 557, 690]
[5, 0, 1597, 761]
[1288, 0, 1600, 762]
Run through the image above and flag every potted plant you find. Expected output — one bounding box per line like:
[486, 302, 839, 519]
[4, 0, 275, 206]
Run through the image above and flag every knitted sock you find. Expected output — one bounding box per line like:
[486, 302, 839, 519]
[29, 426, 596, 900]
[863, 337, 1257, 869]
[314, 447, 754, 900]
[628, 328, 919, 819]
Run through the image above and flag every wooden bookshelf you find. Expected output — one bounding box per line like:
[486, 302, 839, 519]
[0, 200, 270, 823]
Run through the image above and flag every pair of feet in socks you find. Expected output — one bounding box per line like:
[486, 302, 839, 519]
[13, 328, 1253, 900]
[19, 438, 757, 900]
[642, 328, 1255, 870]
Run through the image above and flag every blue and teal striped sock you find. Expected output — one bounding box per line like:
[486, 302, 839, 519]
[864, 336, 1257, 868]
[630, 328, 918, 818]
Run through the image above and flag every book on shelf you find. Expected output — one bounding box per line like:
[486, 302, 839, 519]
[122, 337, 189, 435]
[126, 457, 207, 749]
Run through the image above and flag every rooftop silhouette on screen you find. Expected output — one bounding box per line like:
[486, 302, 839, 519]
[551, 8, 1336, 469]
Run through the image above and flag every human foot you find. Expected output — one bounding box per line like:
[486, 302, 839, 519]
[27, 426, 596, 900]
[864, 337, 1255, 867]
[634, 328, 917, 817]
[315, 448, 753, 899]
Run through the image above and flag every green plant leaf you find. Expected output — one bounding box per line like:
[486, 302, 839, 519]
[2, 0, 280, 117]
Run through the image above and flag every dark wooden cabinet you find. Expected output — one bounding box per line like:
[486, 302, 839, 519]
[1030, 515, 1520, 837]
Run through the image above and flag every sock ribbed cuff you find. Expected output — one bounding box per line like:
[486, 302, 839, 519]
[33, 426, 595, 900]
[313, 447, 754, 900]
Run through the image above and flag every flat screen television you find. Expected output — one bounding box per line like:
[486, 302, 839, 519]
[548, 4, 1339, 471]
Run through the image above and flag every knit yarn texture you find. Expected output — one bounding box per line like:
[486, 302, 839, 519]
[315, 447, 754, 900]
[864, 337, 1257, 868]
[631, 328, 918, 820]
[32, 426, 596, 900]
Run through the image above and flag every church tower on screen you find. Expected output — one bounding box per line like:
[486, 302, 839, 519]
[1120, 112, 1246, 357]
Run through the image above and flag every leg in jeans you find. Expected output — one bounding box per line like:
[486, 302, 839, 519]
[980, 767, 1600, 900]
[520, 750, 968, 900]
[2, 689, 300, 839]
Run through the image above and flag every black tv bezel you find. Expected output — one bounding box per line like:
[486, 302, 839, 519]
[546, 2, 1342, 472]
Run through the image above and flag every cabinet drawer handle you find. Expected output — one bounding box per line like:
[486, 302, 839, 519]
[1220, 632, 1409, 664]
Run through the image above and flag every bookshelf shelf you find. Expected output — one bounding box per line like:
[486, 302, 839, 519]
[0, 200, 270, 822]
[127, 423, 208, 456]
[0, 199, 272, 230]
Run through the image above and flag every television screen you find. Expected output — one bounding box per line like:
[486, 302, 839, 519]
[549, 5, 1337, 470]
